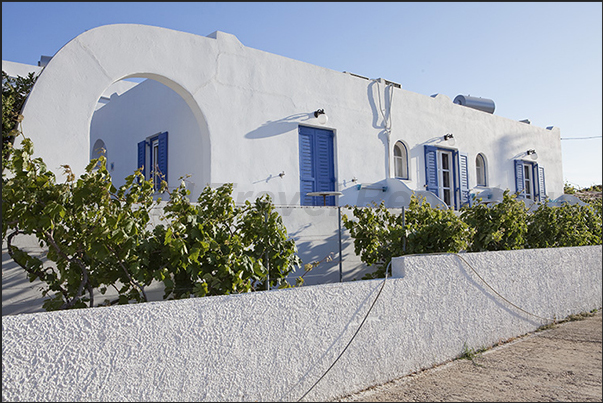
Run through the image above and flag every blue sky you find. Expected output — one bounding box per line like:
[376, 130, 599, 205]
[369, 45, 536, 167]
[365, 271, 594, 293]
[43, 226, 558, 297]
[2, 2, 601, 188]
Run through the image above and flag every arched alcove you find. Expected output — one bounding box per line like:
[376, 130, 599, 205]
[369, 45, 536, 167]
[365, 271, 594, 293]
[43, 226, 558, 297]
[90, 75, 208, 198]
[19, 24, 214, 189]
[91, 139, 106, 160]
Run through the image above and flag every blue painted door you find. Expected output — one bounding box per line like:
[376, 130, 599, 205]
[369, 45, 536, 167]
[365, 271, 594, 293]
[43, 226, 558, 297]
[425, 145, 469, 209]
[299, 126, 335, 206]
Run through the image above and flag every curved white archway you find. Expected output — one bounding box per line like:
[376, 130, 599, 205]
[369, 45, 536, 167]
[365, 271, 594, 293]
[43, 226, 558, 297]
[19, 24, 213, 185]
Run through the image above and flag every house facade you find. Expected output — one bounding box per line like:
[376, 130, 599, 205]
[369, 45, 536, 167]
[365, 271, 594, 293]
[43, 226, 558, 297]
[8, 24, 563, 210]
[2, 24, 569, 314]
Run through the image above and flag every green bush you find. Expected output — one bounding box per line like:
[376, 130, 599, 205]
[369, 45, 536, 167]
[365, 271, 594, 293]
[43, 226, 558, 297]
[527, 199, 602, 248]
[461, 190, 528, 252]
[3, 135, 301, 310]
[343, 194, 471, 279]
[344, 189, 601, 280]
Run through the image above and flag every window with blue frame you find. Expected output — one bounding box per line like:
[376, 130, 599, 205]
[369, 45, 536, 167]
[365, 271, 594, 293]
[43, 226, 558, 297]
[424, 145, 469, 209]
[138, 131, 168, 191]
[514, 159, 546, 202]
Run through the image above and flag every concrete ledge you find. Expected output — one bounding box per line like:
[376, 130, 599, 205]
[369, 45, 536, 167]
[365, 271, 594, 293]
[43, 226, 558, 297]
[2, 245, 601, 401]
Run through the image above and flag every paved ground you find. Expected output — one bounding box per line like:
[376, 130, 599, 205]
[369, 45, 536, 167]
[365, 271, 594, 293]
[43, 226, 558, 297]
[335, 311, 602, 402]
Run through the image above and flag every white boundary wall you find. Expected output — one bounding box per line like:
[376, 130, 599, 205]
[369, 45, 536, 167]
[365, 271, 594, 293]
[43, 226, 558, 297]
[3, 245, 601, 402]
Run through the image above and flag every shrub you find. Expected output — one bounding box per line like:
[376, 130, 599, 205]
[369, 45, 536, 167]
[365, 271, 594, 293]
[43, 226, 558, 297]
[461, 190, 528, 252]
[527, 199, 602, 248]
[343, 194, 471, 278]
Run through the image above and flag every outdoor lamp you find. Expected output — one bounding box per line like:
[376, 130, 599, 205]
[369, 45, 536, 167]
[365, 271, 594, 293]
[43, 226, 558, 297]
[527, 149, 538, 160]
[314, 109, 328, 125]
[443, 133, 455, 146]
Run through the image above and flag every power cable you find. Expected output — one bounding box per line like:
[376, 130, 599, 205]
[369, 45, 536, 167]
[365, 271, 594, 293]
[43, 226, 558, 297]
[295, 250, 558, 401]
[451, 252, 556, 323]
[560, 136, 602, 140]
[296, 261, 391, 402]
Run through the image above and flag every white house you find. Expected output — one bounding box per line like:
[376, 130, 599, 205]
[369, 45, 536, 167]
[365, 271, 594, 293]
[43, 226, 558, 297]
[8, 24, 563, 209]
[2, 24, 569, 314]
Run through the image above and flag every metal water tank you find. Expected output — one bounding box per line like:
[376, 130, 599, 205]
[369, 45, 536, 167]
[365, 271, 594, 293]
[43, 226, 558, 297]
[453, 95, 495, 114]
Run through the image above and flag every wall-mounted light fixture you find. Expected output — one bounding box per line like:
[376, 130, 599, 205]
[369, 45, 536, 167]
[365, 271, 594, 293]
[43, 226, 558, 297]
[279, 171, 285, 178]
[443, 133, 456, 146]
[527, 149, 538, 160]
[314, 109, 328, 125]
[351, 177, 358, 183]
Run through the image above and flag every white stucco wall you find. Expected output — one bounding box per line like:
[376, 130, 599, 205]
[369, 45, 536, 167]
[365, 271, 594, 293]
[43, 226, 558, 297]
[16, 24, 564, 206]
[2, 60, 42, 78]
[2, 60, 138, 112]
[90, 78, 206, 193]
[3, 245, 600, 402]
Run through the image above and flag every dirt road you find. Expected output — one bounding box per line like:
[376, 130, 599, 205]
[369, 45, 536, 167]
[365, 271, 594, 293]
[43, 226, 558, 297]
[335, 311, 602, 402]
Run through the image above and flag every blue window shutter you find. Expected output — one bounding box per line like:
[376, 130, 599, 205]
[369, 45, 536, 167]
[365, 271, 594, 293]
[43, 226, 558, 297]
[532, 163, 540, 202]
[458, 152, 470, 207]
[299, 126, 336, 206]
[137, 140, 146, 178]
[157, 132, 168, 185]
[538, 167, 546, 201]
[514, 160, 525, 198]
[315, 130, 336, 206]
[299, 127, 315, 206]
[424, 145, 438, 196]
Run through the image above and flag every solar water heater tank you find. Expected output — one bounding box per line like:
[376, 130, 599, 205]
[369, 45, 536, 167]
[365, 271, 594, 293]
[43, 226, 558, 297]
[453, 95, 495, 114]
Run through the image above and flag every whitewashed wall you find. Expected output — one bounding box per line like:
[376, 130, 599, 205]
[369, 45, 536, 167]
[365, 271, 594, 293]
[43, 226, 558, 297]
[3, 245, 600, 402]
[90, 78, 205, 195]
[15, 24, 564, 205]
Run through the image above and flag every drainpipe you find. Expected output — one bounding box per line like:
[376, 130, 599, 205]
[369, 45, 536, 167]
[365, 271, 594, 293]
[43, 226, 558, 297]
[374, 79, 395, 179]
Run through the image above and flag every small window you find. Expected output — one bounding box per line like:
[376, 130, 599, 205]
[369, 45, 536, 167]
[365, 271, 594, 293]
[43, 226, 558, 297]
[393, 141, 409, 180]
[91, 139, 106, 170]
[476, 154, 487, 186]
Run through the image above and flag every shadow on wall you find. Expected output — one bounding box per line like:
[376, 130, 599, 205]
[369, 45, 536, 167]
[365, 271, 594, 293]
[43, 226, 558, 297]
[286, 225, 369, 285]
[244, 113, 314, 139]
[2, 242, 48, 316]
[339, 178, 447, 209]
[453, 253, 541, 328]
[367, 80, 396, 179]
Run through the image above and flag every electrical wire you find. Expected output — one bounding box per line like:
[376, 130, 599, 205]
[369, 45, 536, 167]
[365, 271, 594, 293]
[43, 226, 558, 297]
[294, 249, 557, 401]
[560, 136, 602, 140]
[451, 252, 556, 323]
[296, 261, 391, 402]
[400, 251, 556, 323]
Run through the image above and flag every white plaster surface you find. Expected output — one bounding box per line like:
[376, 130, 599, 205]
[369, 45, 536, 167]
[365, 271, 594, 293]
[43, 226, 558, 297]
[14, 23, 564, 206]
[2, 60, 138, 112]
[2, 60, 42, 78]
[3, 245, 600, 402]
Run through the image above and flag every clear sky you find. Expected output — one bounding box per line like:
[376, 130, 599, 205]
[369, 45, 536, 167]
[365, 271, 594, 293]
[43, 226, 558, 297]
[2, 2, 601, 189]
